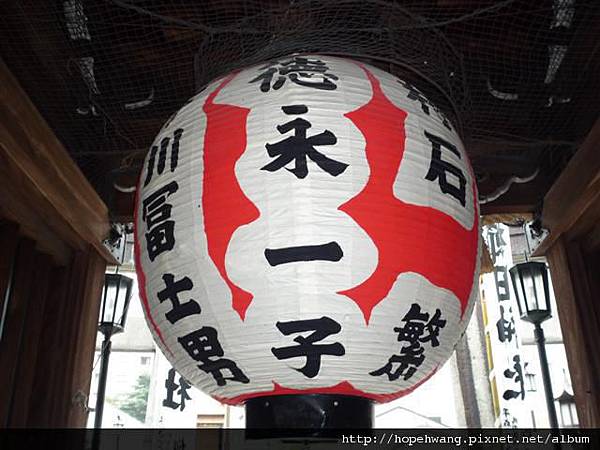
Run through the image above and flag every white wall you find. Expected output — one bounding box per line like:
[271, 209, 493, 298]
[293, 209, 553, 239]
[375, 352, 466, 428]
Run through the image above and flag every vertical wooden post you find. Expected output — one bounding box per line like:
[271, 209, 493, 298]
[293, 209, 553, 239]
[0, 239, 36, 427]
[0, 222, 19, 333]
[546, 237, 600, 427]
[66, 249, 107, 427]
[28, 265, 70, 427]
[49, 248, 106, 427]
[7, 254, 52, 426]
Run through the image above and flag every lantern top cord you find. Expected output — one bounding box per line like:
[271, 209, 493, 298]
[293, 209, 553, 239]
[1, 0, 599, 207]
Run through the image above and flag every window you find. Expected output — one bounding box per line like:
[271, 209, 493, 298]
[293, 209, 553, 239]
[525, 373, 537, 392]
[197, 414, 225, 428]
[556, 393, 579, 428]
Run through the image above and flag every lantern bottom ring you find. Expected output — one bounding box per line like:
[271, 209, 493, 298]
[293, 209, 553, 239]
[245, 394, 373, 438]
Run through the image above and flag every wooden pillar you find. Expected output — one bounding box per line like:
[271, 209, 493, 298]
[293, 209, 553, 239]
[0, 239, 36, 427]
[0, 222, 19, 329]
[28, 264, 70, 427]
[535, 118, 600, 427]
[6, 253, 52, 426]
[0, 59, 115, 427]
[546, 238, 600, 427]
[0, 237, 108, 428]
[64, 249, 107, 427]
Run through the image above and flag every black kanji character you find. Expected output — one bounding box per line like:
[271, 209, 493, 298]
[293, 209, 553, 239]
[264, 241, 343, 266]
[198, 358, 250, 387]
[262, 105, 347, 179]
[502, 408, 518, 428]
[144, 128, 184, 186]
[494, 266, 511, 301]
[487, 226, 507, 264]
[178, 327, 249, 386]
[146, 222, 175, 262]
[496, 305, 516, 343]
[398, 80, 452, 130]
[398, 79, 433, 115]
[424, 130, 466, 206]
[271, 317, 345, 378]
[142, 181, 178, 261]
[179, 326, 223, 361]
[420, 309, 447, 348]
[369, 343, 425, 381]
[371, 303, 446, 381]
[394, 304, 429, 343]
[503, 355, 525, 400]
[157, 274, 201, 324]
[163, 368, 192, 411]
[142, 181, 178, 228]
[394, 303, 446, 348]
[249, 56, 339, 92]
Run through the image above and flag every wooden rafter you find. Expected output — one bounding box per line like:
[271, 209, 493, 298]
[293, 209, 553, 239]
[0, 58, 116, 264]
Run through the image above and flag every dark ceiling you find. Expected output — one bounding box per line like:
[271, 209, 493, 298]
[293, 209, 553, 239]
[1, 0, 599, 219]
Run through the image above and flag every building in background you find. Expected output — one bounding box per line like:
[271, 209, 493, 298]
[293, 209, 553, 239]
[479, 223, 577, 429]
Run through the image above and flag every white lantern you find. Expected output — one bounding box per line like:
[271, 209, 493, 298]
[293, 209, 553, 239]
[135, 55, 481, 406]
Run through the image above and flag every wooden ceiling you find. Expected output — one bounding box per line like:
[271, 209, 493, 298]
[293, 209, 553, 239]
[1, 0, 599, 220]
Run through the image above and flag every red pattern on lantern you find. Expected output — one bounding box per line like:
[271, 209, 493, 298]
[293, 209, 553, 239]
[338, 65, 479, 324]
[202, 74, 261, 321]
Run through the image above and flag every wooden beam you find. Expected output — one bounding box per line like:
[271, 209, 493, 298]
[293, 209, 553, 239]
[0, 58, 116, 264]
[478, 170, 553, 215]
[0, 150, 73, 265]
[568, 191, 600, 249]
[535, 118, 600, 255]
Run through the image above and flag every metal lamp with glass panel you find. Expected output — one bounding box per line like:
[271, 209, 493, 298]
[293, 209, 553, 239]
[510, 261, 552, 324]
[509, 261, 559, 428]
[98, 273, 133, 337]
[94, 273, 133, 429]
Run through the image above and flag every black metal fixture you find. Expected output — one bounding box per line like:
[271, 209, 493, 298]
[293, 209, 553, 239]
[94, 272, 133, 429]
[509, 261, 559, 428]
[245, 394, 373, 439]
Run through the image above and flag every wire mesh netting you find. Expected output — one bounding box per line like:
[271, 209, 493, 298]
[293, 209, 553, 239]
[1, 0, 599, 208]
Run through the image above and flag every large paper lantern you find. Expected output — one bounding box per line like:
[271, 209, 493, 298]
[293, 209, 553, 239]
[135, 55, 480, 406]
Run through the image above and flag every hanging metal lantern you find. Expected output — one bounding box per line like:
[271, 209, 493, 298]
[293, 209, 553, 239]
[509, 261, 552, 324]
[134, 55, 481, 408]
[99, 273, 133, 336]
